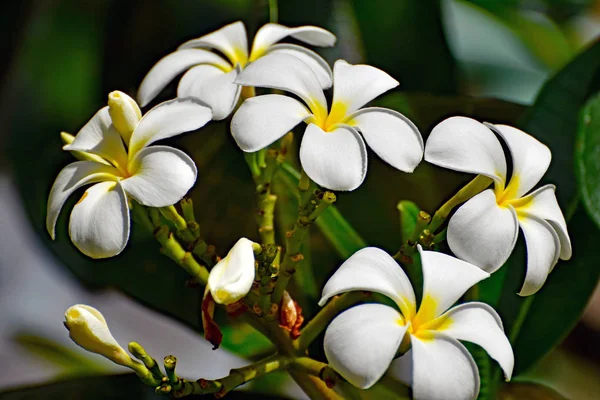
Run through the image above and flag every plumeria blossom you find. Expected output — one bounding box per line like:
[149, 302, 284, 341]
[425, 117, 572, 295]
[64, 304, 134, 368]
[319, 246, 514, 399]
[231, 53, 423, 191]
[46, 91, 211, 258]
[138, 21, 336, 120]
[208, 237, 256, 305]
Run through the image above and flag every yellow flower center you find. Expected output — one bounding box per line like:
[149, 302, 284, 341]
[311, 100, 354, 132]
[398, 294, 453, 352]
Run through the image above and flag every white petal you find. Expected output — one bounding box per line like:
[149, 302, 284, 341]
[417, 246, 490, 319]
[487, 123, 550, 198]
[350, 107, 423, 173]
[46, 161, 120, 240]
[68, 181, 129, 259]
[63, 107, 128, 168]
[300, 124, 367, 191]
[266, 43, 332, 89]
[447, 190, 519, 273]
[178, 21, 248, 66]
[513, 184, 571, 260]
[208, 238, 256, 305]
[121, 145, 197, 207]
[319, 247, 416, 319]
[396, 336, 480, 400]
[178, 64, 241, 120]
[231, 94, 311, 152]
[324, 303, 407, 389]
[252, 23, 336, 55]
[235, 53, 327, 116]
[137, 49, 231, 107]
[438, 302, 514, 381]
[331, 60, 398, 116]
[517, 215, 561, 296]
[425, 117, 507, 184]
[128, 98, 212, 158]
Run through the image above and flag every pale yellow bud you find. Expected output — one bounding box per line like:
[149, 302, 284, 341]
[208, 238, 256, 305]
[64, 304, 133, 367]
[107, 91, 142, 144]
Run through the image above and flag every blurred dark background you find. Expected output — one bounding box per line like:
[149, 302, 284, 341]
[1, 0, 599, 399]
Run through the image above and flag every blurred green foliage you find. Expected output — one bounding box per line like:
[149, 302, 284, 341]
[2, 0, 600, 398]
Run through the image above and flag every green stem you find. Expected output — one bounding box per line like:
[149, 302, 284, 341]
[154, 225, 210, 284]
[173, 353, 290, 398]
[508, 295, 535, 344]
[268, 0, 278, 23]
[288, 370, 343, 400]
[128, 342, 163, 381]
[294, 291, 366, 351]
[428, 175, 493, 233]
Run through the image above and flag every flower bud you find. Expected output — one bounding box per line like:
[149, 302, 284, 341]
[208, 238, 256, 305]
[64, 304, 133, 367]
[107, 91, 142, 143]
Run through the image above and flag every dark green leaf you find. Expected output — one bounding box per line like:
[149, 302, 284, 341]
[519, 39, 600, 214]
[575, 93, 600, 229]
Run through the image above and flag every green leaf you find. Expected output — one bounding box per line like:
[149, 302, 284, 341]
[350, 0, 458, 93]
[278, 163, 367, 259]
[396, 200, 420, 243]
[519, 39, 600, 213]
[575, 93, 600, 229]
[510, 208, 600, 375]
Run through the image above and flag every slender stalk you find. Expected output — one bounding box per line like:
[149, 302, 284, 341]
[173, 353, 290, 398]
[294, 292, 366, 351]
[288, 370, 344, 400]
[428, 175, 493, 233]
[269, 0, 278, 23]
[508, 295, 535, 344]
[154, 226, 210, 284]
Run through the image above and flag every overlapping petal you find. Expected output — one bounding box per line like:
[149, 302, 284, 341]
[68, 181, 129, 259]
[137, 49, 230, 107]
[178, 65, 242, 120]
[418, 246, 490, 320]
[234, 53, 327, 115]
[121, 146, 197, 207]
[178, 21, 248, 66]
[252, 23, 336, 55]
[517, 215, 561, 296]
[266, 44, 332, 88]
[425, 117, 507, 184]
[447, 190, 519, 272]
[324, 303, 408, 389]
[128, 98, 212, 159]
[299, 124, 367, 191]
[231, 94, 311, 152]
[208, 238, 256, 305]
[487, 123, 551, 198]
[350, 107, 423, 173]
[438, 303, 514, 380]
[515, 184, 571, 260]
[63, 107, 128, 168]
[394, 336, 480, 400]
[331, 60, 398, 116]
[319, 247, 416, 318]
[46, 161, 120, 239]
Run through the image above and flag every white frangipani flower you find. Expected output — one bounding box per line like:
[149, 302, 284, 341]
[64, 304, 134, 367]
[47, 91, 211, 259]
[319, 246, 514, 399]
[231, 54, 423, 191]
[425, 116, 572, 295]
[138, 21, 336, 120]
[208, 238, 256, 305]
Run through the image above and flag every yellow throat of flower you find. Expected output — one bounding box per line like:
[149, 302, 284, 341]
[312, 101, 353, 132]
